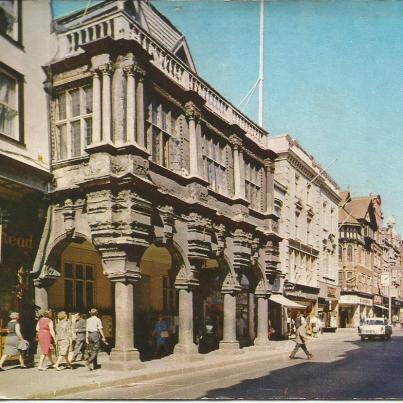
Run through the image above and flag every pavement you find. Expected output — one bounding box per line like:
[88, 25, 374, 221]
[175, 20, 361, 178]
[0, 330, 355, 399]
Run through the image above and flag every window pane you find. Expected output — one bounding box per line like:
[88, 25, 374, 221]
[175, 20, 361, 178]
[65, 263, 73, 278]
[57, 93, 66, 120]
[85, 118, 92, 146]
[76, 265, 84, 279]
[0, 1, 18, 40]
[70, 89, 80, 117]
[152, 102, 158, 125]
[152, 127, 160, 163]
[162, 133, 169, 167]
[76, 281, 84, 310]
[162, 109, 167, 131]
[71, 120, 81, 157]
[0, 71, 17, 138]
[86, 282, 94, 309]
[57, 124, 68, 160]
[84, 86, 92, 114]
[86, 266, 93, 280]
[65, 279, 74, 309]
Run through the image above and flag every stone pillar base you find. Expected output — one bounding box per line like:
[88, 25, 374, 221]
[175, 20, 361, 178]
[253, 337, 270, 347]
[102, 348, 145, 371]
[174, 343, 199, 355]
[218, 340, 243, 354]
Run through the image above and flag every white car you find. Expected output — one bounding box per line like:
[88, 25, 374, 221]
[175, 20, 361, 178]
[358, 318, 392, 341]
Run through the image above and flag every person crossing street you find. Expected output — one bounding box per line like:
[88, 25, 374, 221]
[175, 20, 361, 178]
[289, 320, 313, 360]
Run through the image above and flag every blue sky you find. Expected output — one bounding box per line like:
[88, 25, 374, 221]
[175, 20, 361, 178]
[53, 0, 403, 234]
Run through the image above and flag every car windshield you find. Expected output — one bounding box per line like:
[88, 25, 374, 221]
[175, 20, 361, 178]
[365, 320, 384, 325]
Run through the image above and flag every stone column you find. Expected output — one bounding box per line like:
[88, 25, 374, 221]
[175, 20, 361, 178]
[185, 102, 201, 178]
[34, 279, 48, 315]
[135, 70, 146, 147]
[248, 292, 256, 340]
[233, 143, 242, 198]
[265, 160, 275, 214]
[239, 147, 246, 199]
[175, 288, 198, 354]
[102, 250, 145, 370]
[219, 291, 240, 350]
[101, 65, 112, 143]
[91, 70, 101, 144]
[254, 295, 269, 346]
[125, 66, 136, 144]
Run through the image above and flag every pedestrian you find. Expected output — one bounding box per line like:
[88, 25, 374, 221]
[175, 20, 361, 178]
[70, 313, 87, 362]
[310, 314, 320, 338]
[0, 312, 27, 370]
[152, 314, 169, 357]
[54, 311, 72, 370]
[294, 312, 304, 330]
[36, 309, 56, 370]
[392, 314, 398, 327]
[289, 321, 313, 360]
[85, 308, 106, 371]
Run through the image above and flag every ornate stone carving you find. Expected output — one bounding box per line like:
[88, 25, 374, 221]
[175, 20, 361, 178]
[174, 264, 199, 289]
[264, 240, 280, 275]
[185, 101, 201, 121]
[187, 182, 208, 203]
[255, 277, 269, 297]
[232, 229, 253, 271]
[221, 271, 241, 294]
[62, 198, 76, 237]
[132, 155, 149, 178]
[211, 223, 227, 256]
[157, 205, 175, 244]
[185, 212, 212, 259]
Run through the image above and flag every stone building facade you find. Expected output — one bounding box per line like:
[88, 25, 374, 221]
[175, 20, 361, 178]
[31, 0, 281, 367]
[338, 192, 384, 327]
[0, 0, 55, 331]
[267, 135, 340, 336]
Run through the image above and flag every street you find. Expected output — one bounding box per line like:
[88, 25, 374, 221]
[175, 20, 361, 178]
[64, 327, 403, 399]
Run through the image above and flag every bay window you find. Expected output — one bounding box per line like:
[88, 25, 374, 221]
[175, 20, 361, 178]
[54, 85, 92, 161]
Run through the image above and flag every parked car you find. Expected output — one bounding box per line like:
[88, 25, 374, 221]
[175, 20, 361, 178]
[358, 318, 392, 341]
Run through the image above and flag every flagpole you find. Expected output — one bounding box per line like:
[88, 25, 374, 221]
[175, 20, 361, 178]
[258, 0, 264, 127]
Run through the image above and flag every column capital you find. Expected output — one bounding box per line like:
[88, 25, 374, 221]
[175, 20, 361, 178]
[264, 158, 275, 173]
[229, 134, 243, 149]
[98, 63, 114, 76]
[185, 101, 201, 121]
[102, 249, 143, 284]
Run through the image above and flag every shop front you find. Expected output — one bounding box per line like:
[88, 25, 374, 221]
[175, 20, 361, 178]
[318, 282, 340, 329]
[372, 294, 388, 318]
[0, 198, 44, 356]
[339, 293, 373, 327]
[282, 281, 319, 336]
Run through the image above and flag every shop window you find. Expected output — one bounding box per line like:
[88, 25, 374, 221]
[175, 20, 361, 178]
[54, 85, 93, 161]
[201, 129, 227, 195]
[146, 97, 180, 171]
[338, 271, 343, 286]
[0, 65, 23, 141]
[338, 246, 342, 262]
[0, 0, 21, 43]
[244, 157, 262, 211]
[64, 262, 95, 311]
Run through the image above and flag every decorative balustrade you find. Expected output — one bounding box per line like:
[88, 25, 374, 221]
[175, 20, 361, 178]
[57, 13, 267, 147]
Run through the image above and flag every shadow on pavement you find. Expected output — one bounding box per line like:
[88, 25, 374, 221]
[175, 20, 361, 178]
[199, 335, 403, 400]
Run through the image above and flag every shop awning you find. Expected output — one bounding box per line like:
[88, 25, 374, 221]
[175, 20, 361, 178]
[269, 294, 306, 309]
[374, 304, 388, 311]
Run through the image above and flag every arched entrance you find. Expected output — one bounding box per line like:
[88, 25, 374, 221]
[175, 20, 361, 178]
[133, 244, 179, 361]
[47, 241, 113, 340]
[194, 258, 227, 354]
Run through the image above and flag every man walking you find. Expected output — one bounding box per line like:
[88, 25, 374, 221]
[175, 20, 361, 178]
[289, 320, 313, 360]
[85, 309, 106, 370]
[71, 313, 87, 362]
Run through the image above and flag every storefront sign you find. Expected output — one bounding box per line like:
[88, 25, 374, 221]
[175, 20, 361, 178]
[339, 294, 372, 306]
[373, 295, 382, 305]
[1, 225, 33, 250]
[327, 287, 337, 298]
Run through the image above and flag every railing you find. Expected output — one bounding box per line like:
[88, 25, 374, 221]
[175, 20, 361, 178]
[56, 13, 268, 147]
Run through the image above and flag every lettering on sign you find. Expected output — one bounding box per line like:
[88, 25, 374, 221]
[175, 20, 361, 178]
[1, 225, 33, 250]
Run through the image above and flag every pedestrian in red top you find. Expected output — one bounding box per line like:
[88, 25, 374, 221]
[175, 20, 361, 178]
[36, 309, 56, 370]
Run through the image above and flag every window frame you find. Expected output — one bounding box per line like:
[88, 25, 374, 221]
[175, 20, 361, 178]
[244, 156, 262, 211]
[54, 85, 92, 161]
[0, 62, 24, 144]
[0, 0, 22, 46]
